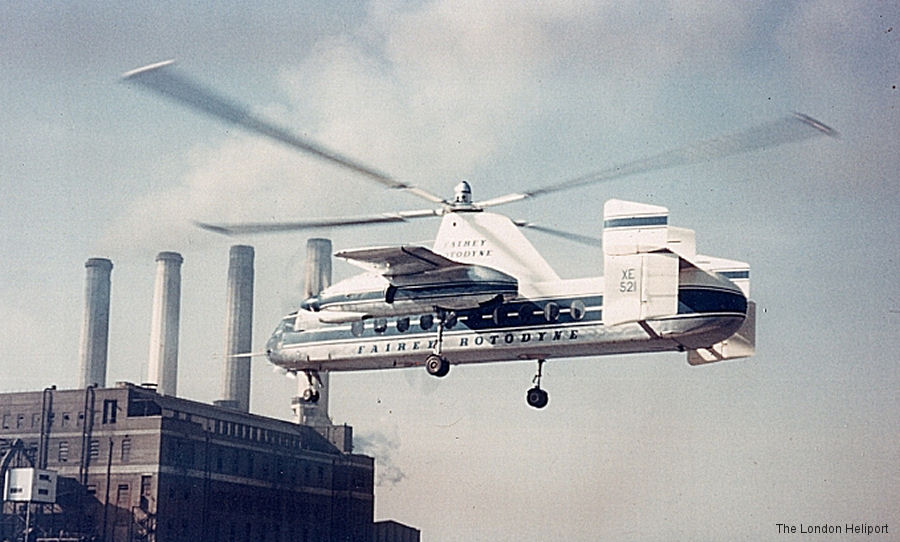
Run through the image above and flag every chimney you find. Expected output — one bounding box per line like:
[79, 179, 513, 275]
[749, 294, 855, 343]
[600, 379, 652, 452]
[78, 258, 113, 388]
[294, 238, 333, 425]
[303, 238, 332, 299]
[215, 245, 254, 412]
[147, 251, 183, 396]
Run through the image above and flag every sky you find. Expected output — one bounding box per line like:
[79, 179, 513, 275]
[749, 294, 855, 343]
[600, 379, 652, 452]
[2, 1, 898, 540]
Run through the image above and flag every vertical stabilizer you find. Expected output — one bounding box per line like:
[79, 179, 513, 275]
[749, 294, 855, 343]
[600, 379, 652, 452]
[602, 200, 678, 325]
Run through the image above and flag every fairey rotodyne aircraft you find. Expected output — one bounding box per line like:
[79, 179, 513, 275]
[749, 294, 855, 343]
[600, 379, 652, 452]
[123, 60, 836, 408]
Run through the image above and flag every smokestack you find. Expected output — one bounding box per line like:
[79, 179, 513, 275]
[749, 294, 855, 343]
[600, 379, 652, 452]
[295, 239, 332, 425]
[147, 251, 183, 396]
[215, 245, 254, 412]
[303, 238, 333, 299]
[79, 258, 113, 388]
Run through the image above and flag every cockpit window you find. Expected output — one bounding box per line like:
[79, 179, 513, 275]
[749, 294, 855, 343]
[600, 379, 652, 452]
[281, 317, 295, 332]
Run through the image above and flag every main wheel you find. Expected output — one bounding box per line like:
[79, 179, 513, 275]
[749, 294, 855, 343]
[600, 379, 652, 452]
[302, 388, 320, 403]
[526, 387, 549, 409]
[425, 354, 450, 377]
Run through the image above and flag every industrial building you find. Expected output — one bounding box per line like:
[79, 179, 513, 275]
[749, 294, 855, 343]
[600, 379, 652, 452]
[1, 383, 375, 541]
[1, 242, 420, 541]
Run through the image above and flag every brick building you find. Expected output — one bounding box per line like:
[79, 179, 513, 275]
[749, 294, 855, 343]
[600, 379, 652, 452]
[0, 383, 375, 541]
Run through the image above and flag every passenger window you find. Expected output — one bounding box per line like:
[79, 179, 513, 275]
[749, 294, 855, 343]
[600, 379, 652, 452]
[351, 321, 364, 337]
[374, 319, 387, 333]
[570, 300, 586, 321]
[397, 317, 410, 333]
[420, 314, 434, 330]
[492, 307, 507, 325]
[445, 312, 458, 329]
[544, 302, 560, 322]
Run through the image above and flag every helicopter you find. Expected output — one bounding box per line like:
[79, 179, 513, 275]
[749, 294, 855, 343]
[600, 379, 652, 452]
[123, 60, 835, 408]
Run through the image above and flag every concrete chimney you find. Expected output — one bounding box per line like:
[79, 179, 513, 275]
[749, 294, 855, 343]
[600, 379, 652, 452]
[78, 258, 113, 388]
[215, 245, 254, 412]
[147, 251, 183, 396]
[294, 238, 333, 425]
[303, 238, 333, 299]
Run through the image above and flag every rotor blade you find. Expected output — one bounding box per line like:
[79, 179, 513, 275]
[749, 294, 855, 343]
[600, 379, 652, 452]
[195, 209, 441, 236]
[122, 60, 447, 205]
[476, 112, 838, 208]
[512, 220, 603, 247]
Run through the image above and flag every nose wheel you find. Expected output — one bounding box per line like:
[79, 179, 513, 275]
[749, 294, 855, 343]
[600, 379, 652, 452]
[526, 359, 549, 409]
[300, 370, 322, 403]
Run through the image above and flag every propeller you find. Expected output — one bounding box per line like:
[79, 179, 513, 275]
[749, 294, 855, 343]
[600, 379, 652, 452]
[475, 112, 838, 208]
[122, 60, 447, 206]
[123, 60, 838, 241]
[194, 209, 442, 235]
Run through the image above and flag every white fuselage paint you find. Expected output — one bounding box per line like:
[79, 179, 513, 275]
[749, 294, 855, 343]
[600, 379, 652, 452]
[265, 272, 748, 373]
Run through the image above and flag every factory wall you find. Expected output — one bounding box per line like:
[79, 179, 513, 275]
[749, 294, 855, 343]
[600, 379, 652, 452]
[0, 384, 374, 542]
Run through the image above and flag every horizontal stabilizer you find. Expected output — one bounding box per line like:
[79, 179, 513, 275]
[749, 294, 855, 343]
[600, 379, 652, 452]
[602, 199, 669, 256]
[687, 301, 756, 365]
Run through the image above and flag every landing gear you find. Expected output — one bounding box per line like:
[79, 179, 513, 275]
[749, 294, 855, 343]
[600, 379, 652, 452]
[424, 310, 453, 378]
[526, 359, 549, 409]
[425, 354, 450, 377]
[300, 370, 321, 403]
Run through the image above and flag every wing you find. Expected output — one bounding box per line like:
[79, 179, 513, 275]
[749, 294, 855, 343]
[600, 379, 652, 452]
[335, 245, 464, 277]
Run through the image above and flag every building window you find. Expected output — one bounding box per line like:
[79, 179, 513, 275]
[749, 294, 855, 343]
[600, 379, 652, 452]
[121, 438, 132, 463]
[1, 414, 9, 429]
[102, 399, 117, 424]
[58, 441, 69, 462]
[16, 414, 25, 429]
[140, 475, 152, 511]
[116, 484, 130, 512]
[89, 439, 100, 459]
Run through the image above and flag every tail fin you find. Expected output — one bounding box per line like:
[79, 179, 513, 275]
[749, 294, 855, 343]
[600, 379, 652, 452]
[602, 200, 678, 326]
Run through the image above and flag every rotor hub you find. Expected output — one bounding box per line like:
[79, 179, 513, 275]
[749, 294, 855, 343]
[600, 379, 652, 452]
[453, 180, 473, 206]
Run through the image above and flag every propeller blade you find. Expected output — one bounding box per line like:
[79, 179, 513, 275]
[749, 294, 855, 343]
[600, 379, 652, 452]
[195, 209, 441, 236]
[476, 113, 838, 208]
[512, 220, 603, 247]
[122, 60, 448, 205]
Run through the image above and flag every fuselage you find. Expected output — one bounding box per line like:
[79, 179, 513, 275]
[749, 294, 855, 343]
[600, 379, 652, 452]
[266, 269, 748, 373]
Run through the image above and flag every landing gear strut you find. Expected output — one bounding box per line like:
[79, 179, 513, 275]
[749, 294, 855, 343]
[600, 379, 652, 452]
[300, 370, 321, 403]
[526, 359, 549, 409]
[424, 310, 452, 377]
